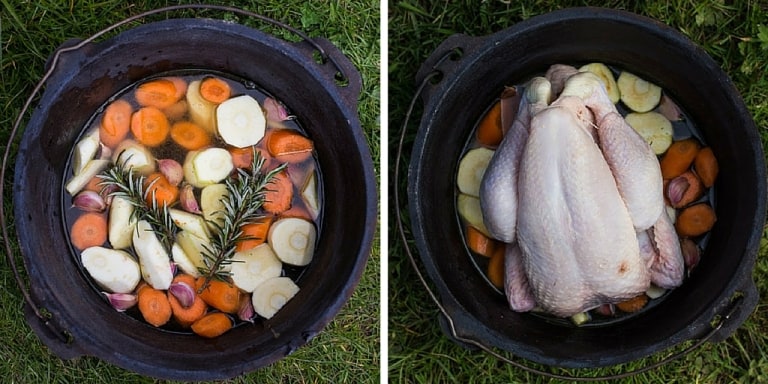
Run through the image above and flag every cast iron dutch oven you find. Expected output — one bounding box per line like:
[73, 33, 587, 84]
[408, 7, 765, 369]
[9, 7, 376, 381]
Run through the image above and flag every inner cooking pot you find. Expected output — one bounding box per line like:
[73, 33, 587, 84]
[12, 17, 376, 380]
[408, 7, 765, 368]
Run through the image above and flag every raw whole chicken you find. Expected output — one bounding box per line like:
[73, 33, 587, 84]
[480, 66, 684, 317]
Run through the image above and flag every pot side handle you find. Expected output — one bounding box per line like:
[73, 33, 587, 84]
[291, 37, 363, 111]
[709, 279, 758, 342]
[415, 33, 486, 105]
[23, 304, 86, 360]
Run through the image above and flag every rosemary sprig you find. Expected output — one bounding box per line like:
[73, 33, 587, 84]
[98, 163, 177, 251]
[198, 151, 286, 287]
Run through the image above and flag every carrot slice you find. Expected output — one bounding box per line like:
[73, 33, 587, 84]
[135, 79, 181, 109]
[138, 285, 172, 327]
[100, 99, 133, 149]
[70, 212, 107, 250]
[616, 294, 649, 313]
[487, 245, 505, 289]
[675, 203, 717, 237]
[199, 77, 231, 104]
[694, 147, 719, 188]
[263, 170, 293, 214]
[660, 138, 700, 179]
[476, 101, 503, 148]
[144, 172, 179, 207]
[191, 312, 233, 338]
[163, 100, 188, 122]
[131, 107, 170, 147]
[168, 274, 208, 328]
[229, 146, 272, 170]
[266, 129, 314, 163]
[466, 225, 498, 258]
[170, 121, 211, 151]
[235, 217, 273, 252]
[164, 77, 188, 100]
[195, 277, 241, 314]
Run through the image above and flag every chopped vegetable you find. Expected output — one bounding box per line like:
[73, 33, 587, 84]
[201, 183, 228, 229]
[183, 148, 234, 188]
[191, 312, 233, 338]
[169, 209, 210, 241]
[235, 217, 272, 252]
[694, 147, 719, 188]
[666, 171, 704, 208]
[65, 159, 110, 195]
[216, 95, 266, 148]
[266, 129, 314, 163]
[675, 203, 716, 237]
[137, 284, 172, 327]
[174, 230, 209, 271]
[199, 76, 232, 104]
[171, 242, 201, 278]
[457, 193, 491, 237]
[230, 244, 283, 292]
[133, 220, 174, 290]
[268, 217, 316, 266]
[456, 147, 494, 198]
[108, 196, 136, 249]
[81, 246, 141, 293]
[300, 172, 320, 220]
[100, 99, 133, 149]
[578, 62, 620, 103]
[465, 225, 498, 258]
[70, 212, 108, 250]
[143, 172, 179, 207]
[486, 246, 504, 288]
[185, 80, 217, 133]
[616, 294, 649, 313]
[164, 77, 188, 100]
[251, 276, 299, 319]
[475, 101, 503, 148]
[131, 107, 170, 147]
[570, 312, 591, 326]
[135, 79, 181, 109]
[195, 277, 241, 314]
[167, 274, 207, 328]
[263, 170, 293, 214]
[645, 285, 667, 299]
[229, 146, 256, 169]
[170, 121, 211, 151]
[624, 112, 673, 155]
[73, 128, 101, 175]
[659, 138, 701, 179]
[617, 71, 662, 113]
[112, 139, 156, 175]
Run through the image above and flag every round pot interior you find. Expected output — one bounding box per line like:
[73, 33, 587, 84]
[13, 18, 375, 380]
[408, 8, 765, 368]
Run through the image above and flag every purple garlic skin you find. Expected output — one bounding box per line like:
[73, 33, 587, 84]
[73, 190, 106, 212]
[169, 281, 195, 308]
[179, 184, 202, 214]
[238, 295, 255, 323]
[157, 159, 184, 186]
[103, 292, 137, 312]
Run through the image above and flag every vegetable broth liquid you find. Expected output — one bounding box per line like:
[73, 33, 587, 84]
[458, 65, 715, 327]
[62, 70, 323, 333]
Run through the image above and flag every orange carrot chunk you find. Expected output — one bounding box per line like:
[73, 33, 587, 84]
[487, 245, 505, 289]
[191, 312, 233, 338]
[163, 76, 188, 100]
[660, 138, 701, 179]
[137, 286, 172, 327]
[195, 277, 241, 314]
[131, 107, 170, 147]
[476, 101, 503, 148]
[144, 172, 179, 207]
[466, 225, 498, 258]
[70, 212, 108, 250]
[199, 77, 232, 104]
[616, 294, 649, 313]
[694, 147, 719, 188]
[135, 79, 181, 109]
[236, 218, 273, 252]
[100, 99, 133, 149]
[263, 170, 293, 214]
[170, 121, 211, 151]
[266, 129, 314, 163]
[675, 203, 717, 237]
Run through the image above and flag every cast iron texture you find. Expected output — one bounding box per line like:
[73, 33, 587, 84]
[408, 7, 765, 368]
[13, 18, 376, 381]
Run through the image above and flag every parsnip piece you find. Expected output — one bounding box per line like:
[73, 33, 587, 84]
[268, 217, 316, 266]
[251, 276, 299, 319]
[175, 230, 209, 270]
[230, 244, 283, 292]
[73, 128, 101, 176]
[171, 242, 201, 278]
[112, 139, 156, 175]
[200, 183, 228, 229]
[624, 112, 673, 155]
[301, 172, 320, 220]
[617, 71, 662, 113]
[578, 63, 620, 103]
[109, 195, 136, 249]
[456, 147, 494, 197]
[133, 220, 173, 290]
[169, 208, 210, 240]
[646, 284, 667, 299]
[457, 193, 491, 237]
[186, 80, 217, 133]
[216, 95, 266, 148]
[81, 246, 141, 294]
[183, 148, 234, 188]
[65, 159, 110, 195]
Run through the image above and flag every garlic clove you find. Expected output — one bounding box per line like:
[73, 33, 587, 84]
[157, 159, 184, 186]
[666, 176, 690, 207]
[169, 281, 195, 308]
[103, 292, 137, 312]
[657, 94, 683, 122]
[681, 238, 701, 270]
[238, 293, 255, 322]
[263, 97, 289, 122]
[73, 190, 107, 212]
[594, 303, 615, 316]
[179, 184, 202, 214]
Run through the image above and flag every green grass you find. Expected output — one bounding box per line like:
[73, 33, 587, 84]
[389, 1, 768, 383]
[1, 1, 379, 383]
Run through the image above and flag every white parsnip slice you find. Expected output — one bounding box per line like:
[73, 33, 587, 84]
[617, 71, 662, 113]
[175, 230, 210, 271]
[230, 244, 283, 292]
[578, 62, 620, 103]
[81, 246, 141, 294]
[65, 159, 110, 195]
[169, 208, 210, 241]
[251, 276, 299, 319]
[108, 196, 136, 249]
[133, 220, 173, 290]
[186, 80, 217, 133]
[268, 217, 316, 266]
[216, 95, 266, 148]
[301, 172, 320, 220]
[112, 139, 156, 175]
[624, 112, 673, 155]
[72, 128, 101, 176]
[200, 183, 228, 229]
[183, 148, 234, 188]
[171, 242, 201, 278]
[456, 147, 494, 198]
[457, 193, 491, 237]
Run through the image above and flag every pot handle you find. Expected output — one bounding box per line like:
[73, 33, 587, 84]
[290, 37, 363, 111]
[414, 33, 485, 104]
